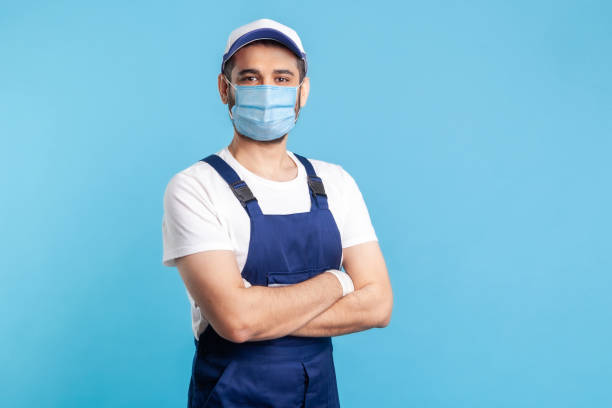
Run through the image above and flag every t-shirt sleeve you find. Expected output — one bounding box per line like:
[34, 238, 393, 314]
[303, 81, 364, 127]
[337, 165, 378, 248]
[161, 172, 234, 267]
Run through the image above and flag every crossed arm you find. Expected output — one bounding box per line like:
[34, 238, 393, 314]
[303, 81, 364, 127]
[175, 241, 392, 343]
[288, 241, 392, 337]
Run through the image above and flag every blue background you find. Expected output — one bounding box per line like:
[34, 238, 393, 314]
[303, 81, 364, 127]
[1, 1, 610, 407]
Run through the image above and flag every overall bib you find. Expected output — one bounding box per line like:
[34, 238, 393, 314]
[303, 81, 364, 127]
[187, 152, 343, 408]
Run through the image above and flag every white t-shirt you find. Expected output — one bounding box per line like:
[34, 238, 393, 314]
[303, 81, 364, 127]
[162, 146, 378, 340]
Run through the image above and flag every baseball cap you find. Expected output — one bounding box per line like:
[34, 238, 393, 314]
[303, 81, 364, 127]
[221, 18, 308, 75]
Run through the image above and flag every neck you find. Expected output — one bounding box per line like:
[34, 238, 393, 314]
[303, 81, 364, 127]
[227, 130, 297, 181]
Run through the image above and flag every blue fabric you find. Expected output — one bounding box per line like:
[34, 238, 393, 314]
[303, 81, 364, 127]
[189, 153, 343, 407]
[200, 154, 262, 217]
[293, 153, 329, 210]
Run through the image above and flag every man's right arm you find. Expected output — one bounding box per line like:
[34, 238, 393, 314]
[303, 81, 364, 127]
[176, 249, 344, 343]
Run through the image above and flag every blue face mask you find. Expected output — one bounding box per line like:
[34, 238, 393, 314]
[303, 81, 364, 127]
[225, 77, 303, 141]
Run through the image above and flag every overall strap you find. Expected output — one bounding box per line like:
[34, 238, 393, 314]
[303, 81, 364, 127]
[200, 154, 262, 217]
[292, 153, 329, 210]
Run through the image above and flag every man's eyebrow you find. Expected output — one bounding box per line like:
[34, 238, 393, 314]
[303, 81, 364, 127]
[237, 69, 261, 76]
[273, 69, 295, 76]
[237, 69, 296, 76]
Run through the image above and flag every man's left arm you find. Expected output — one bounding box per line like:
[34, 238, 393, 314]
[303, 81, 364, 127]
[289, 240, 393, 336]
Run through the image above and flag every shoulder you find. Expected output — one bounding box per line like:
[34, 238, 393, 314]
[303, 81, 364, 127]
[163, 158, 225, 203]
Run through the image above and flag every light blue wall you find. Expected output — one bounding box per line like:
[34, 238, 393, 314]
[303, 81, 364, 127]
[1, 1, 610, 406]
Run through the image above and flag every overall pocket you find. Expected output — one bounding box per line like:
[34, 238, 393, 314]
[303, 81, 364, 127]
[191, 355, 237, 408]
[206, 358, 307, 408]
[266, 267, 326, 286]
[301, 347, 340, 408]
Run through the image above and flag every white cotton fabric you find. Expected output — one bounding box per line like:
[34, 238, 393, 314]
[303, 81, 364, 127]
[161, 146, 378, 340]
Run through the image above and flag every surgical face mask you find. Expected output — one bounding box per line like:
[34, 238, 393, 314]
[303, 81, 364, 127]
[225, 77, 303, 141]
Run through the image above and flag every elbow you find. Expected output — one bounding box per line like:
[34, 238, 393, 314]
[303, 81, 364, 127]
[374, 296, 393, 328]
[217, 321, 251, 343]
[216, 310, 253, 344]
[376, 310, 392, 328]
[224, 327, 251, 344]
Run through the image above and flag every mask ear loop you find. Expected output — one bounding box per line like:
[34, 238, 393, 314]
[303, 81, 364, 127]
[294, 78, 305, 122]
[223, 76, 237, 120]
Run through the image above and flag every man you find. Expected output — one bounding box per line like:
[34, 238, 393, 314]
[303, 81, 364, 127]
[162, 18, 392, 407]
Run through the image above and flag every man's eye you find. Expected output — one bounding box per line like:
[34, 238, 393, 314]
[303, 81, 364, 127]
[277, 77, 290, 83]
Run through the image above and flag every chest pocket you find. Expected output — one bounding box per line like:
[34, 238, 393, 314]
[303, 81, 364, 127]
[266, 267, 327, 287]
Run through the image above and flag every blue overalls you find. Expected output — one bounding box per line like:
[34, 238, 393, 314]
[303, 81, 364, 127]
[187, 152, 343, 408]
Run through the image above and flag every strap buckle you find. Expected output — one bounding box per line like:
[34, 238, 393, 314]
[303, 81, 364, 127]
[230, 180, 257, 207]
[307, 176, 327, 197]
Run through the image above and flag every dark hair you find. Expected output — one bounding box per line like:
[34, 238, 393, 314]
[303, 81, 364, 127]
[222, 39, 306, 82]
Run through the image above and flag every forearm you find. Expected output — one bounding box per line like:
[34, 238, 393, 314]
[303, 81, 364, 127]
[238, 271, 343, 342]
[289, 283, 388, 337]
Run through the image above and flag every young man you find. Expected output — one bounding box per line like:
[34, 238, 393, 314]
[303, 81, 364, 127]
[162, 18, 392, 407]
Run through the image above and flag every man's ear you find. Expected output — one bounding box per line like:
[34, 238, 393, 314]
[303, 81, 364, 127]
[299, 76, 310, 108]
[218, 73, 229, 104]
